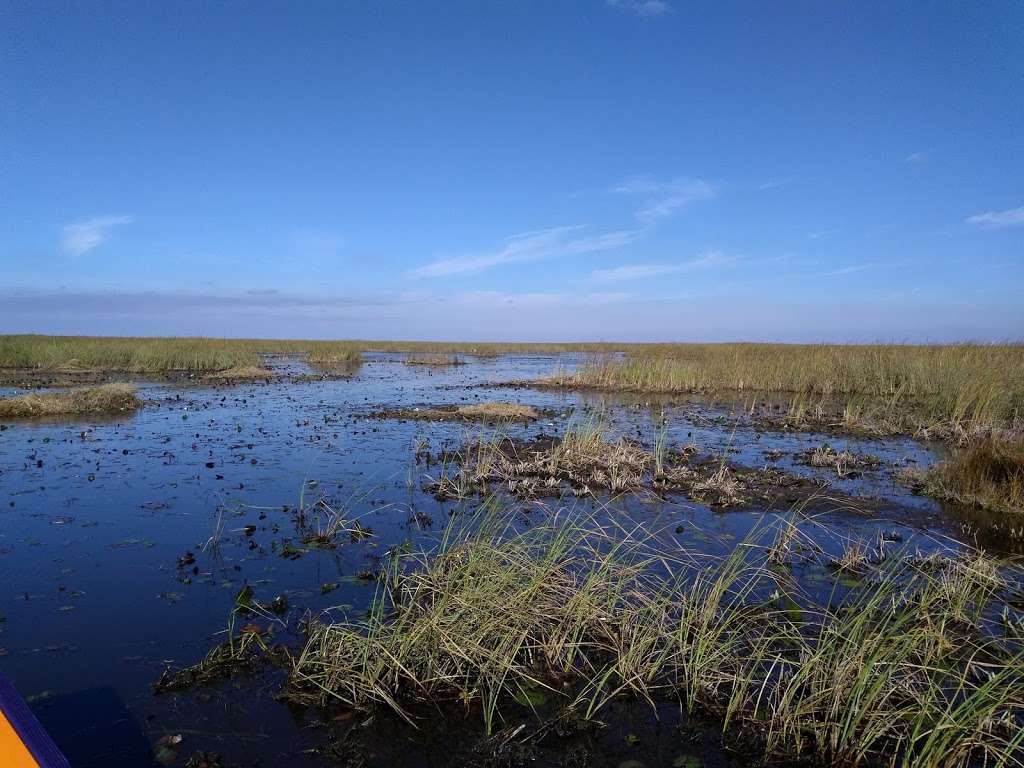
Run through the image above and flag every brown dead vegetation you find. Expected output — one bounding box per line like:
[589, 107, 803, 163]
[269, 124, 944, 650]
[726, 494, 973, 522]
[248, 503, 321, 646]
[203, 365, 274, 382]
[909, 434, 1024, 515]
[0, 383, 142, 418]
[376, 402, 541, 423]
[425, 425, 825, 507]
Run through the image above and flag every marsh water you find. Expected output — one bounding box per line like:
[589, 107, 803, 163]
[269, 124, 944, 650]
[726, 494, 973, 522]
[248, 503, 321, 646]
[0, 354, 995, 767]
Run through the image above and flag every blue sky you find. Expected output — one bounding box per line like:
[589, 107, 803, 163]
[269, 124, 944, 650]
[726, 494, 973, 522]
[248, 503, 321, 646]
[1, 1, 1021, 341]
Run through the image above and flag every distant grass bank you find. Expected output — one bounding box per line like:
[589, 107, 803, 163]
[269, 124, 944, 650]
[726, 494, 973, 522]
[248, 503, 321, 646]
[0, 383, 141, 417]
[3, 337, 1021, 434]
[0, 335, 630, 374]
[0, 335, 632, 373]
[0, 335, 361, 373]
[548, 344, 1024, 435]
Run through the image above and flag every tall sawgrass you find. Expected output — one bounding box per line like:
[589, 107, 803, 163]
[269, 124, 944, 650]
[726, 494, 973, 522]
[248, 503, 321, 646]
[288, 510, 1024, 766]
[915, 435, 1024, 515]
[0, 335, 360, 372]
[554, 344, 1024, 433]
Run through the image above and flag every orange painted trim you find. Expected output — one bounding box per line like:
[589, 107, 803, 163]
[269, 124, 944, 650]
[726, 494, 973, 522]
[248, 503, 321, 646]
[0, 710, 42, 768]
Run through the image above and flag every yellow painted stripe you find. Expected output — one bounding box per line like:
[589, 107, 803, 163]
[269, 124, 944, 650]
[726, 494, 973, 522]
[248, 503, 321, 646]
[0, 710, 41, 768]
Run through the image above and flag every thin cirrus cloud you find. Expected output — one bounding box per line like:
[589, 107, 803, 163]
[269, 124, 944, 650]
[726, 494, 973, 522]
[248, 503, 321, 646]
[611, 175, 716, 224]
[590, 251, 731, 282]
[61, 215, 133, 256]
[607, 0, 671, 17]
[408, 225, 640, 279]
[966, 206, 1024, 228]
[819, 263, 872, 277]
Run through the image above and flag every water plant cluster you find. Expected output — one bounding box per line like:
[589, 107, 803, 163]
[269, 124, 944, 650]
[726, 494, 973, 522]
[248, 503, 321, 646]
[288, 508, 1024, 767]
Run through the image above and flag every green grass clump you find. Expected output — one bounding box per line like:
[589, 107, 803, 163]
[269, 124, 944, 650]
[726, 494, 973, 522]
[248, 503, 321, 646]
[302, 342, 362, 366]
[0, 383, 141, 417]
[403, 353, 465, 366]
[287, 512, 1024, 766]
[915, 435, 1024, 515]
[551, 344, 1024, 434]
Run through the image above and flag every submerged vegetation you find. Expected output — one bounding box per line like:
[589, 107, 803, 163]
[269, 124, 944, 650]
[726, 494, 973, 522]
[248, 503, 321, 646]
[549, 344, 1024, 436]
[0, 383, 142, 417]
[913, 435, 1024, 516]
[287, 510, 1024, 767]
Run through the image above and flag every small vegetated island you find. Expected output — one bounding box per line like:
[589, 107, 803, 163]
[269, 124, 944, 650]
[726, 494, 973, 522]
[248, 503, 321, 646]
[1, 334, 1022, 768]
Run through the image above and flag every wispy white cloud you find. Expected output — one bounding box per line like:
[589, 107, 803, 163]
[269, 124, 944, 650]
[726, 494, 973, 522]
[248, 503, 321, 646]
[611, 175, 715, 223]
[966, 206, 1024, 228]
[819, 263, 872, 277]
[62, 215, 133, 256]
[607, 0, 670, 17]
[408, 226, 640, 279]
[903, 151, 928, 164]
[590, 251, 731, 282]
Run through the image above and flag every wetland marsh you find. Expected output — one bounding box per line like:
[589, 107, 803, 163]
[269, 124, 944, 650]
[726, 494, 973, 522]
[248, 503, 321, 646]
[0, 340, 1022, 768]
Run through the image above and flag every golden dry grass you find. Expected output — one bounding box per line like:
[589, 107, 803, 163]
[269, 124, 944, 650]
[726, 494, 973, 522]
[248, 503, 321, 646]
[455, 402, 539, 420]
[0, 383, 142, 417]
[202, 365, 274, 381]
[914, 434, 1024, 515]
[550, 344, 1024, 434]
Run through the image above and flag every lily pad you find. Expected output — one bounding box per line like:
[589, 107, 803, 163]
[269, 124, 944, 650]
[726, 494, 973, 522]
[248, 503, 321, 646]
[512, 686, 547, 707]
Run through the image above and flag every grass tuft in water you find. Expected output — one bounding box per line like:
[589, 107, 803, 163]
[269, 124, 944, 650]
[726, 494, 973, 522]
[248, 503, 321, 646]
[912, 434, 1024, 515]
[287, 511, 1024, 765]
[0, 383, 142, 417]
[403, 353, 466, 366]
